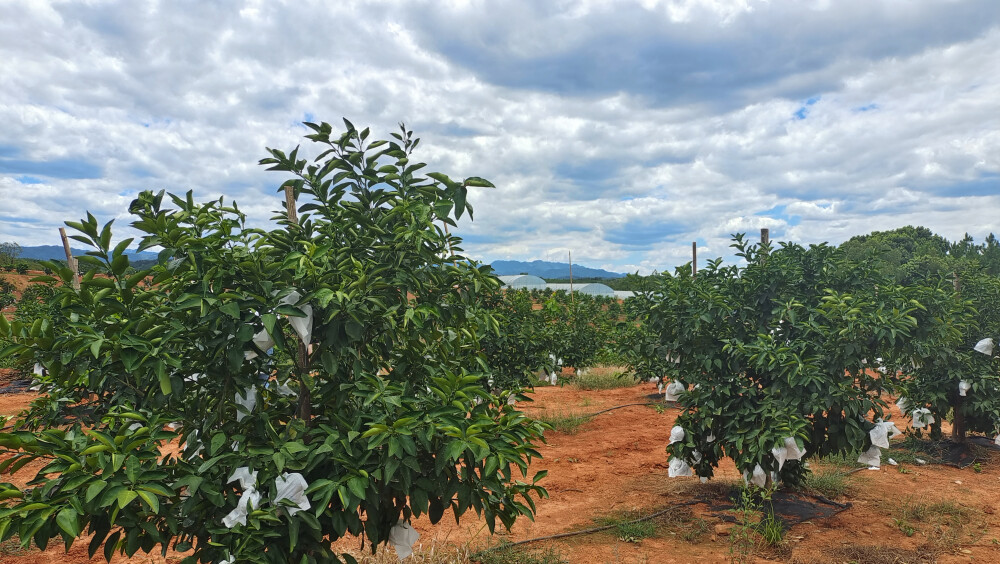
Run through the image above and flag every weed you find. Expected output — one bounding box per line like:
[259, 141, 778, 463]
[891, 497, 981, 552]
[535, 410, 591, 434]
[287, 539, 475, 563]
[973, 462, 983, 473]
[472, 542, 563, 564]
[801, 467, 852, 498]
[817, 449, 864, 468]
[594, 510, 658, 543]
[729, 485, 761, 564]
[759, 507, 784, 547]
[572, 366, 637, 390]
[727, 484, 787, 563]
[679, 516, 710, 543]
[822, 545, 932, 564]
[894, 518, 916, 537]
[0, 534, 29, 556]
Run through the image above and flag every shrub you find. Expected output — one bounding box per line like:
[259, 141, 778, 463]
[0, 120, 547, 563]
[651, 236, 919, 486]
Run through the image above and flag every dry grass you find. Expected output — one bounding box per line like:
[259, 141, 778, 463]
[887, 496, 983, 554]
[534, 409, 591, 434]
[571, 365, 637, 390]
[800, 545, 934, 564]
[341, 539, 474, 563]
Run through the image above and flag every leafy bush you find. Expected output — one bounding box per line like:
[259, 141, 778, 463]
[0, 121, 547, 563]
[0, 276, 14, 310]
[886, 269, 1000, 442]
[651, 236, 919, 486]
[479, 289, 556, 390]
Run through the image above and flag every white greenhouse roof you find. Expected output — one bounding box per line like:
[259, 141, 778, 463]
[546, 283, 615, 297]
[497, 275, 547, 289]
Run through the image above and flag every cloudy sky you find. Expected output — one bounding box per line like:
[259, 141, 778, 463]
[1, 0, 998, 274]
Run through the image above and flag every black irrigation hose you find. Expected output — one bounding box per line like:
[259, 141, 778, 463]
[519, 401, 663, 419]
[808, 493, 851, 510]
[476, 489, 854, 553]
[477, 500, 702, 551]
[584, 401, 660, 417]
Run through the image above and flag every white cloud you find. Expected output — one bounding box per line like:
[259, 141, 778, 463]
[0, 0, 998, 274]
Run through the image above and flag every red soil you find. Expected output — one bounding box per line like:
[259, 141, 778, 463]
[2, 382, 999, 563]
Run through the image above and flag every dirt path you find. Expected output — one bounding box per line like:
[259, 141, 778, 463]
[3, 382, 1000, 563]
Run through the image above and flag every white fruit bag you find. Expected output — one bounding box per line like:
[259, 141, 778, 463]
[857, 445, 881, 468]
[273, 472, 311, 516]
[388, 521, 420, 560]
[669, 426, 685, 445]
[664, 381, 684, 401]
[668, 456, 693, 477]
[959, 380, 971, 397]
[911, 408, 934, 429]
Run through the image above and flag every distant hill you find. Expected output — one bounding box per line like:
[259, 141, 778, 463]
[489, 259, 625, 279]
[18, 245, 159, 261]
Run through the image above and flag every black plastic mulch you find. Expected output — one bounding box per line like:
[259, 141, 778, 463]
[0, 379, 31, 394]
[890, 437, 999, 468]
[706, 487, 848, 529]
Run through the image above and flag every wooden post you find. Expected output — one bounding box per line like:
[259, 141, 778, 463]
[58, 227, 80, 290]
[691, 242, 697, 277]
[952, 271, 965, 443]
[568, 251, 574, 304]
[285, 186, 311, 422]
[761, 228, 769, 247]
[284, 185, 298, 223]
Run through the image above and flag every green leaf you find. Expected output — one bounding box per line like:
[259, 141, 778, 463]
[136, 490, 159, 513]
[210, 433, 226, 456]
[158, 368, 172, 395]
[220, 301, 240, 319]
[463, 176, 495, 188]
[56, 507, 81, 536]
[117, 489, 138, 509]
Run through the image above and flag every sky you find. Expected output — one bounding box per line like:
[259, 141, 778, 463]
[1, 0, 998, 274]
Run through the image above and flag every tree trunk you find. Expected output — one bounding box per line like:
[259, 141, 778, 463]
[952, 396, 966, 443]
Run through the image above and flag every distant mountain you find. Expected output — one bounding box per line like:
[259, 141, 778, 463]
[489, 259, 625, 279]
[18, 245, 159, 261]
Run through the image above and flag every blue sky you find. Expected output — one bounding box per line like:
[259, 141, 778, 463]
[0, 0, 998, 274]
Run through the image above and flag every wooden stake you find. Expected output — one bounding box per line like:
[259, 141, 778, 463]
[952, 270, 965, 443]
[284, 185, 298, 223]
[568, 251, 574, 304]
[692, 242, 697, 277]
[761, 228, 770, 247]
[58, 227, 80, 290]
[285, 186, 311, 422]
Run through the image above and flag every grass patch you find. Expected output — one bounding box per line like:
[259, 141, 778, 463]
[572, 366, 637, 390]
[0, 534, 30, 556]
[727, 485, 789, 563]
[535, 410, 591, 434]
[805, 545, 933, 564]
[816, 449, 864, 468]
[341, 539, 481, 563]
[594, 510, 658, 543]
[886, 436, 941, 465]
[471, 542, 563, 564]
[891, 497, 982, 553]
[800, 467, 852, 498]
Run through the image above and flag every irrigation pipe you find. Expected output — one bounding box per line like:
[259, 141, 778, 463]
[584, 401, 660, 417]
[478, 500, 701, 551]
[518, 401, 663, 419]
